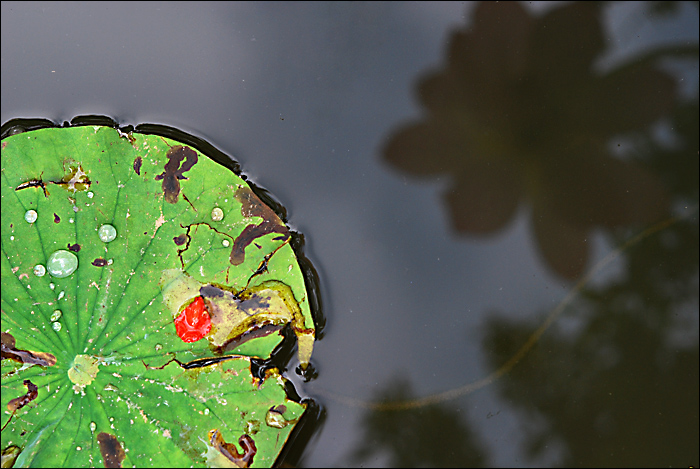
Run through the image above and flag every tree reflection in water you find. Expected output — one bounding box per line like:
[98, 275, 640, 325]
[382, 1, 678, 279]
[352, 1, 698, 466]
[348, 377, 485, 467]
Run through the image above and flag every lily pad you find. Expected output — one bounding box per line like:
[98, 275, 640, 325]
[1, 125, 316, 467]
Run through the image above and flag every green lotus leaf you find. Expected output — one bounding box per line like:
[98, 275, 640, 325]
[1, 125, 315, 467]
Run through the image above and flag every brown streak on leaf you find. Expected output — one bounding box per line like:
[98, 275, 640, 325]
[7, 379, 38, 412]
[15, 178, 49, 197]
[154, 146, 198, 204]
[141, 357, 179, 370]
[230, 186, 289, 266]
[142, 355, 237, 370]
[208, 429, 257, 468]
[181, 192, 197, 211]
[1, 332, 56, 367]
[133, 156, 142, 175]
[97, 432, 126, 468]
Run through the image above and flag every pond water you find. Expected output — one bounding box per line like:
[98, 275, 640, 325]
[2, 2, 698, 467]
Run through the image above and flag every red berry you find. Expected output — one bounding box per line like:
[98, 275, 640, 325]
[174, 296, 211, 343]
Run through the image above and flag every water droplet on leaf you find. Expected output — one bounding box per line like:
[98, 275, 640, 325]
[46, 250, 78, 278]
[51, 310, 62, 321]
[98, 224, 117, 243]
[33, 264, 46, 277]
[211, 207, 224, 222]
[52, 322, 61, 332]
[25, 210, 38, 223]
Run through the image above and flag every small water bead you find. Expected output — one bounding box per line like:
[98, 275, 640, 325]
[87, 192, 94, 199]
[222, 239, 230, 247]
[51, 310, 62, 321]
[98, 224, 117, 243]
[33, 264, 46, 277]
[46, 250, 78, 278]
[25, 210, 38, 223]
[90, 422, 96, 432]
[52, 322, 62, 332]
[211, 207, 224, 222]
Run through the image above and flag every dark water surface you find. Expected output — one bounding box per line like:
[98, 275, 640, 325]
[2, 2, 698, 466]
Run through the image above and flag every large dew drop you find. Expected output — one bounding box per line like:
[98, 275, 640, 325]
[46, 250, 79, 278]
[98, 224, 117, 243]
[24, 210, 38, 223]
[211, 207, 224, 222]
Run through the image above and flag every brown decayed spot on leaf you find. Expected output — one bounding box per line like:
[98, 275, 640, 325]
[133, 156, 142, 176]
[92, 258, 108, 267]
[272, 404, 287, 414]
[1, 446, 21, 468]
[67, 243, 81, 252]
[230, 186, 289, 266]
[173, 233, 187, 246]
[1, 332, 56, 367]
[198, 280, 307, 351]
[208, 429, 257, 468]
[60, 164, 91, 192]
[7, 380, 38, 412]
[97, 432, 126, 468]
[154, 146, 198, 204]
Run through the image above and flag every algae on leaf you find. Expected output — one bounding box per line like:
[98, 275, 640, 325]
[1, 125, 316, 467]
